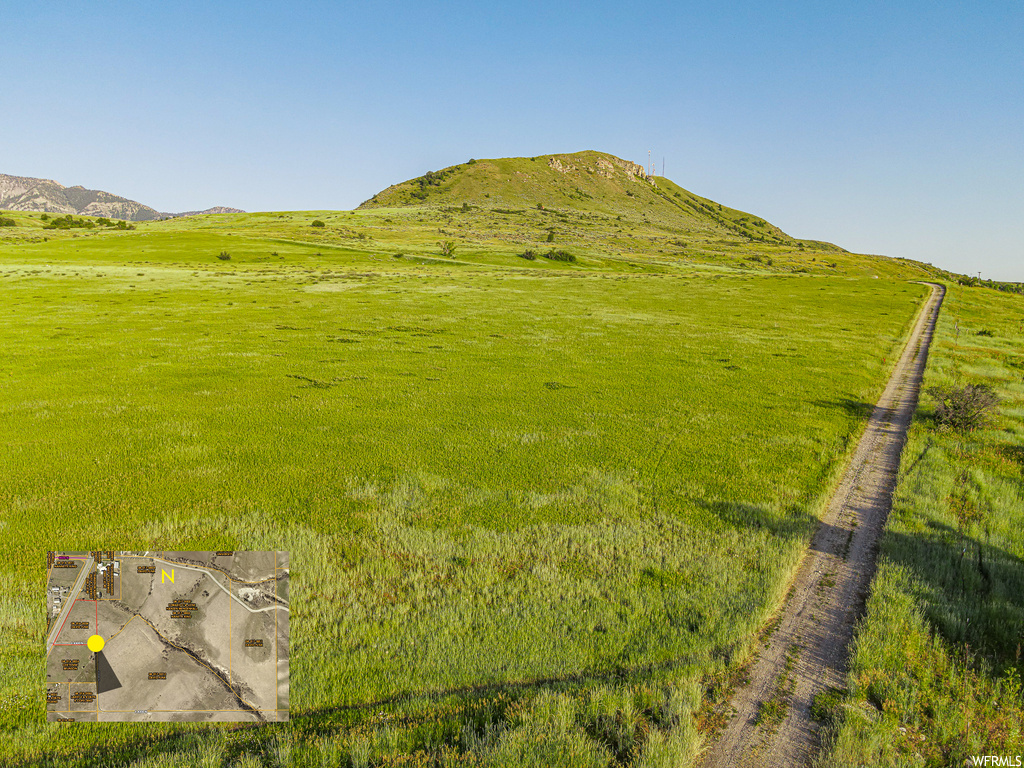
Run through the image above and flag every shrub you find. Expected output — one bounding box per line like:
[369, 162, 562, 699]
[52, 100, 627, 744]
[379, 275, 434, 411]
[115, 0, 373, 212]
[0, 217, 16, 227]
[976, 328, 995, 337]
[542, 249, 575, 263]
[756, 699, 786, 725]
[40, 213, 50, 221]
[519, 250, 537, 261]
[217, 251, 231, 260]
[546, 231, 555, 242]
[810, 686, 845, 724]
[438, 240, 456, 258]
[311, 220, 325, 228]
[928, 383, 999, 431]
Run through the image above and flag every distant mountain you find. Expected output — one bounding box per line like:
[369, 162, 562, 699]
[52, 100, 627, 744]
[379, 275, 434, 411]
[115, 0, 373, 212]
[160, 206, 245, 218]
[0, 174, 242, 221]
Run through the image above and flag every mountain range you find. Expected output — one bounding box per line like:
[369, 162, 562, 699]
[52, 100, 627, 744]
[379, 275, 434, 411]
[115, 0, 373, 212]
[0, 173, 242, 220]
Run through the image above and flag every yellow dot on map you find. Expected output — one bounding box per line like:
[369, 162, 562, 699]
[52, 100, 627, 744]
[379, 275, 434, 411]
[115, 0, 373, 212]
[87, 635, 105, 653]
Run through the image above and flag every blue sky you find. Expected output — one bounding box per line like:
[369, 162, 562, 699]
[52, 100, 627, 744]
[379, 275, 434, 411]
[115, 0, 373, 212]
[3, 1, 1021, 279]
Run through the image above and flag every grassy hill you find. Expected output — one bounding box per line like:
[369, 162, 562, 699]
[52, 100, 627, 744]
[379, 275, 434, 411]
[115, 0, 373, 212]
[362, 150, 840, 248]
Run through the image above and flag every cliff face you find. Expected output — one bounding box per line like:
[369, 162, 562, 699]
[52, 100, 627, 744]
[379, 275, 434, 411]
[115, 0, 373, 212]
[0, 174, 242, 220]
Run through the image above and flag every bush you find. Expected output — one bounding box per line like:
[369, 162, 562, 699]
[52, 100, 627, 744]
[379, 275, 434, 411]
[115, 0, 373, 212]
[546, 231, 555, 242]
[542, 249, 575, 263]
[40, 213, 50, 221]
[311, 220, 325, 228]
[518, 250, 537, 261]
[0, 217, 16, 227]
[217, 251, 231, 260]
[810, 686, 845, 724]
[43, 214, 100, 230]
[928, 383, 999, 431]
[438, 240, 456, 258]
[976, 328, 995, 337]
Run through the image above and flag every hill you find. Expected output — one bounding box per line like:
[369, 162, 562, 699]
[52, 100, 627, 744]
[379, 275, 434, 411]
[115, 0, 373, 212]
[361, 150, 844, 251]
[0, 151, 960, 283]
[0, 173, 242, 220]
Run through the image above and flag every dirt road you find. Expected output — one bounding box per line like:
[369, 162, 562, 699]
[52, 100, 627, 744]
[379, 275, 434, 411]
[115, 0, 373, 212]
[698, 283, 945, 768]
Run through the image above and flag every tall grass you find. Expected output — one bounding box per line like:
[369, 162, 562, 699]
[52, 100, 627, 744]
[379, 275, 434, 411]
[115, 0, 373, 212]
[819, 284, 1024, 767]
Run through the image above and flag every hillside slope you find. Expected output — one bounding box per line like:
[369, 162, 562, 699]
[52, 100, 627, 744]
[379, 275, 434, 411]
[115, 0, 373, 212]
[360, 150, 843, 250]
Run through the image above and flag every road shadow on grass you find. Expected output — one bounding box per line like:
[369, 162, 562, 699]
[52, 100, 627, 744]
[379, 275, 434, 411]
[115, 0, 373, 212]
[810, 397, 874, 423]
[882, 524, 1024, 666]
[290, 647, 726, 730]
[692, 499, 818, 542]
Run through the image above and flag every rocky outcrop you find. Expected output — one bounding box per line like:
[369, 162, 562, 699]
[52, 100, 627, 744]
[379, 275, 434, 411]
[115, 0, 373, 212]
[610, 157, 652, 182]
[547, 155, 652, 183]
[547, 157, 577, 174]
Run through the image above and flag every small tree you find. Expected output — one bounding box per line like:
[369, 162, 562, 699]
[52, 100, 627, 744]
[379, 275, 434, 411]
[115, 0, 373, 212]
[438, 240, 456, 258]
[311, 219, 325, 227]
[929, 383, 999, 431]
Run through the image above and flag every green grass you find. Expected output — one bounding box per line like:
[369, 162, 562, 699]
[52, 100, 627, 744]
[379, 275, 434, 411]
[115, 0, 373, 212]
[819, 285, 1024, 767]
[0, 190, 938, 766]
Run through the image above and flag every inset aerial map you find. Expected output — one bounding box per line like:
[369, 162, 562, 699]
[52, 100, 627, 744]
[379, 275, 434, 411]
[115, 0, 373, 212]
[46, 551, 289, 722]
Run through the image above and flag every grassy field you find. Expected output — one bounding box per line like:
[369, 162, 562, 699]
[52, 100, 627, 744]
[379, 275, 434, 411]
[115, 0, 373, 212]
[0, 157, 948, 765]
[818, 285, 1024, 767]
